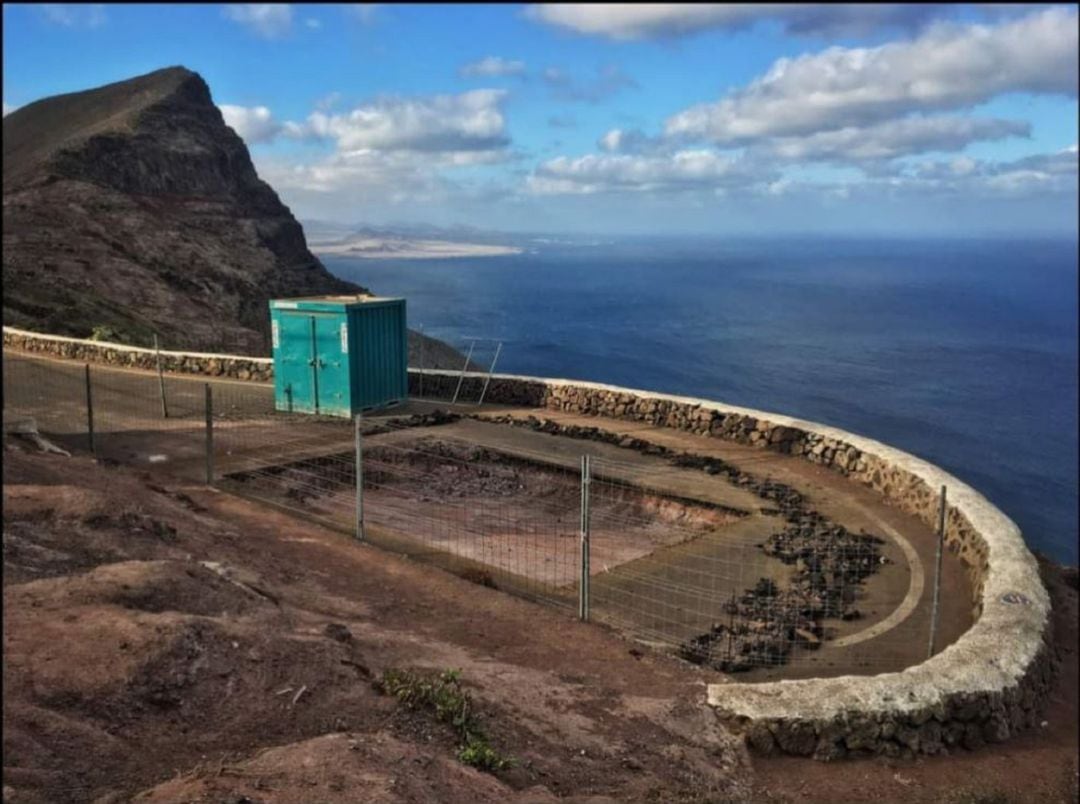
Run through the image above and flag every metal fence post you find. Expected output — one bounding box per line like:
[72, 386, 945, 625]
[204, 383, 214, 485]
[417, 324, 425, 399]
[476, 341, 503, 408]
[154, 333, 169, 419]
[579, 454, 591, 621]
[84, 363, 95, 455]
[355, 412, 364, 541]
[451, 339, 476, 405]
[927, 485, 947, 658]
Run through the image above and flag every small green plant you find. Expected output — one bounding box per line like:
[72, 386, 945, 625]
[458, 737, 512, 771]
[379, 667, 513, 772]
[943, 790, 1014, 804]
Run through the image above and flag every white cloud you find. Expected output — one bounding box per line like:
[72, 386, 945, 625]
[525, 3, 948, 40]
[3, 101, 17, 117]
[257, 148, 516, 213]
[989, 144, 1080, 186]
[665, 8, 1078, 144]
[38, 3, 106, 28]
[527, 134, 1075, 201]
[459, 56, 527, 78]
[948, 156, 978, 176]
[219, 104, 282, 144]
[755, 116, 1030, 164]
[222, 4, 293, 39]
[596, 127, 665, 154]
[598, 129, 624, 152]
[289, 90, 510, 153]
[764, 178, 795, 196]
[527, 150, 767, 194]
[305, 17, 321, 29]
[259, 150, 444, 198]
[543, 65, 638, 103]
[804, 145, 1078, 198]
[251, 89, 516, 209]
[345, 4, 378, 24]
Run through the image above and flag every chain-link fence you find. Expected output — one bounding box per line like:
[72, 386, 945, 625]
[2, 349, 952, 679]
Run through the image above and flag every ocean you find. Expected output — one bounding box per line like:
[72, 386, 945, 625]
[325, 236, 1079, 565]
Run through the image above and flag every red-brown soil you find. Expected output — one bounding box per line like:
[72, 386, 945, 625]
[2, 444, 1076, 803]
[2, 446, 747, 803]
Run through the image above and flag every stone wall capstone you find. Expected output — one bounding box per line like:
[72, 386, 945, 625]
[4, 326, 273, 382]
[406, 368, 1053, 760]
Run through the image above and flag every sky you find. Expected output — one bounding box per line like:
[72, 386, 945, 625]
[2, 3, 1079, 237]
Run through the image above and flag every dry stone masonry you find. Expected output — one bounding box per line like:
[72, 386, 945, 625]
[4, 327, 273, 382]
[1, 338, 1052, 759]
[414, 369, 1053, 760]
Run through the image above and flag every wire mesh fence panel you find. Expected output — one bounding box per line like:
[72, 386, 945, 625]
[358, 422, 581, 611]
[585, 450, 902, 676]
[2, 348, 941, 677]
[90, 363, 190, 469]
[209, 378, 357, 532]
[3, 354, 91, 450]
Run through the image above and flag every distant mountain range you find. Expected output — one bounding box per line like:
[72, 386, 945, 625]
[302, 220, 524, 259]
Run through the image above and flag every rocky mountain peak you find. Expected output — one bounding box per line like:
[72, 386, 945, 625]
[2, 66, 363, 353]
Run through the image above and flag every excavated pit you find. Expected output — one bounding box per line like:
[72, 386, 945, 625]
[225, 437, 751, 589]
[223, 424, 901, 674]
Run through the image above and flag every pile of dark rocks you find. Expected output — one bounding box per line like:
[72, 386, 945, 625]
[680, 577, 826, 672]
[481, 413, 890, 671]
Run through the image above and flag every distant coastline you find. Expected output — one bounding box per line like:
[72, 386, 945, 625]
[309, 237, 523, 260]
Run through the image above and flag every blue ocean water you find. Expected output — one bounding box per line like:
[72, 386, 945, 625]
[326, 237, 1079, 565]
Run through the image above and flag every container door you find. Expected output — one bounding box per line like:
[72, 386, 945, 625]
[275, 312, 317, 414]
[314, 314, 349, 417]
[353, 301, 407, 409]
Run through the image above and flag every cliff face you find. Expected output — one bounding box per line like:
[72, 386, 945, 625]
[2, 67, 361, 354]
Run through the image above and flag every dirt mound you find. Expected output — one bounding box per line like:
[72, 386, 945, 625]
[3, 450, 756, 803]
[8, 559, 263, 616]
[132, 732, 528, 803]
[2, 482, 188, 584]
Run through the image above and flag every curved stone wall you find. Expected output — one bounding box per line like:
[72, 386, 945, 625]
[408, 368, 1053, 759]
[4, 329, 1052, 758]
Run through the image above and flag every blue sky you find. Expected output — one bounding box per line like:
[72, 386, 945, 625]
[3, 3, 1078, 236]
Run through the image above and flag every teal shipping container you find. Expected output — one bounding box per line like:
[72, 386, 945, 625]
[269, 295, 408, 417]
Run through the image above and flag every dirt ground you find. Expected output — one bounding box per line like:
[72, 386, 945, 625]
[2, 350, 978, 681]
[216, 411, 974, 682]
[2, 445, 747, 803]
[232, 434, 748, 588]
[3, 443, 1077, 803]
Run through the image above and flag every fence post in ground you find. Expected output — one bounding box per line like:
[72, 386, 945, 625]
[204, 383, 214, 486]
[927, 484, 947, 658]
[153, 333, 169, 419]
[451, 339, 476, 405]
[84, 363, 96, 456]
[579, 454, 591, 621]
[355, 412, 365, 541]
[417, 324, 425, 399]
[476, 341, 502, 408]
